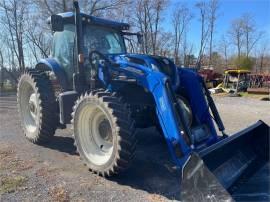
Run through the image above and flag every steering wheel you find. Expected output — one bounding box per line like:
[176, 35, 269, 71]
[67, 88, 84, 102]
[89, 50, 113, 67]
[88, 50, 110, 80]
[88, 50, 118, 86]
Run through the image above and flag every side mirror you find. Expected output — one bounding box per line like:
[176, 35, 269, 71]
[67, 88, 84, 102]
[137, 32, 143, 44]
[51, 15, 64, 32]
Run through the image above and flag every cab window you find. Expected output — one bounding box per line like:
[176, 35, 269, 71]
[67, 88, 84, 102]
[51, 24, 75, 81]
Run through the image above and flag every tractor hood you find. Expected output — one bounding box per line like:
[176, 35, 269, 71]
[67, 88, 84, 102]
[110, 53, 180, 87]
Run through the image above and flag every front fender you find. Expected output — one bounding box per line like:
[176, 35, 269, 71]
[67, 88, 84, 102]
[36, 58, 69, 91]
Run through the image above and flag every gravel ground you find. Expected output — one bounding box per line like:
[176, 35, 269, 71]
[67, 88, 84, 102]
[212, 95, 270, 134]
[0, 93, 269, 202]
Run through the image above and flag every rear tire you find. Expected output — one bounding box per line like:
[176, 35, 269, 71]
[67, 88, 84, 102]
[72, 90, 137, 176]
[17, 70, 58, 144]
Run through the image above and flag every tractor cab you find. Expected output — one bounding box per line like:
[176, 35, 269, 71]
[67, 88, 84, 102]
[48, 12, 133, 87]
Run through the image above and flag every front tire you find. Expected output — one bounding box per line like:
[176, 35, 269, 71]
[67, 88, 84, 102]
[72, 90, 136, 176]
[17, 70, 58, 144]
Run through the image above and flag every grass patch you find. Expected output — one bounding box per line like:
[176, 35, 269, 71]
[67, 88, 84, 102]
[49, 185, 70, 202]
[0, 175, 27, 194]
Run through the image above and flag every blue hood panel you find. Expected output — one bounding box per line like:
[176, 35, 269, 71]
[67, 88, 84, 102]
[109, 53, 180, 88]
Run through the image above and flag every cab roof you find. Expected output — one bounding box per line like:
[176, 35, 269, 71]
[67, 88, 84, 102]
[47, 12, 130, 31]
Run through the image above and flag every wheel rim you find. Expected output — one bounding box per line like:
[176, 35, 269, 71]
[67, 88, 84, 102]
[29, 93, 38, 120]
[77, 103, 113, 166]
[19, 80, 39, 136]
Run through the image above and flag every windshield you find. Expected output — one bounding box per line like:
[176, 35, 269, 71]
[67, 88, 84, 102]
[83, 25, 126, 55]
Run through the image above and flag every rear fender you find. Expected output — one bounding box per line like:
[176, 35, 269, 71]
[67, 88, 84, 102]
[36, 58, 69, 91]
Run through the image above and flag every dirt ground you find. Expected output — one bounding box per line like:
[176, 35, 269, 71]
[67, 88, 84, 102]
[0, 93, 269, 202]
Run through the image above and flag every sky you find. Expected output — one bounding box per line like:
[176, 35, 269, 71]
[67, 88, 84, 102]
[162, 0, 270, 55]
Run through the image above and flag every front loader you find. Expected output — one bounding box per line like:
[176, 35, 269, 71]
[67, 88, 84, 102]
[17, 1, 269, 201]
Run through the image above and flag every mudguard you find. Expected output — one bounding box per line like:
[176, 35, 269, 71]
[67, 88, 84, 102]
[36, 58, 69, 91]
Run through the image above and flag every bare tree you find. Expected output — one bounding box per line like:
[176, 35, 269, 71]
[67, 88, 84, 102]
[133, 0, 150, 54]
[172, 3, 192, 65]
[219, 35, 230, 67]
[256, 42, 270, 73]
[0, 47, 4, 89]
[147, 0, 166, 55]
[35, 0, 72, 17]
[35, 0, 129, 17]
[182, 31, 195, 67]
[81, 0, 129, 16]
[229, 18, 244, 60]
[100, 0, 133, 22]
[2, 33, 16, 70]
[0, 0, 29, 71]
[25, 19, 51, 62]
[0, 34, 18, 85]
[229, 13, 264, 64]
[157, 32, 173, 57]
[184, 46, 195, 67]
[208, 0, 219, 67]
[241, 13, 264, 58]
[195, 1, 210, 68]
[133, 0, 167, 55]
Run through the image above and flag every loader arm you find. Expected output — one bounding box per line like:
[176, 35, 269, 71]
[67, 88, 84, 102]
[145, 73, 192, 165]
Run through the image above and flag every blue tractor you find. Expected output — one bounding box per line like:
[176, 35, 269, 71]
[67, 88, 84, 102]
[17, 1, 269, 201]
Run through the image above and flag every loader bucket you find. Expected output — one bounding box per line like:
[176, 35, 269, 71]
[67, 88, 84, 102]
[181, 121, 269, 202]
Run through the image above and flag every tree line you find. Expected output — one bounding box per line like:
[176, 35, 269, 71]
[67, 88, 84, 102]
[0, 0, 269, 77]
